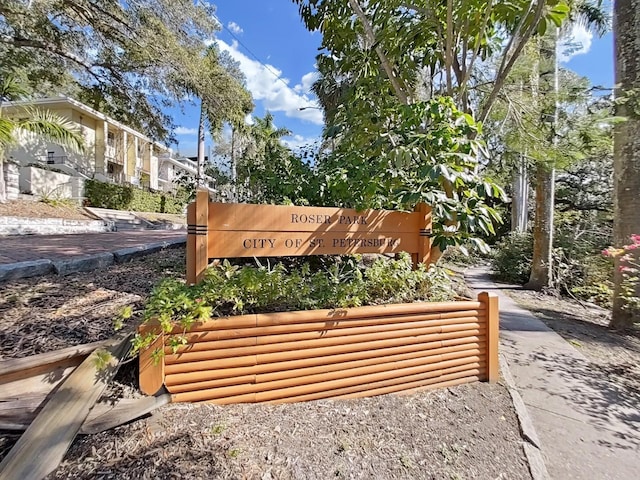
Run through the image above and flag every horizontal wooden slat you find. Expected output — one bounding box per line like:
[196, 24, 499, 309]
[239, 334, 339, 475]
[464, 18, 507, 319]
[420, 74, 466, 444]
[192, 364, 483, 405]
[184, 372, 482, 406]
[171, 310, 485, 348]
[208, 203, 421, 233]
[168, 348, 483, 395]
[171, 358, 484, 403]
[164, 328, 485, 374]
[333, 372, 482, 402]
[254, 358, 484, 403]
[165, 320, 482, 363]
[165, 340, 483, 387]
[269, 366, 483, 405]
[177, 304, 484, 334]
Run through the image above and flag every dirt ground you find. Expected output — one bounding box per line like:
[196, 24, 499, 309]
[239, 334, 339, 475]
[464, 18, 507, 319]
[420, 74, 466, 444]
[48, 383, 529, 480]
[0, 248, 534, 479]
[0, 198, 95, 221]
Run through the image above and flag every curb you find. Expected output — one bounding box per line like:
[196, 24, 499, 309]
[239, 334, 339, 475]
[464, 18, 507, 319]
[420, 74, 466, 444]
[0, 239, 186, 281]
[112, 239, 185, 263]
[500, 354, 549, 480]
[53, 252, 115, 276]
[0, 259, 55, 282]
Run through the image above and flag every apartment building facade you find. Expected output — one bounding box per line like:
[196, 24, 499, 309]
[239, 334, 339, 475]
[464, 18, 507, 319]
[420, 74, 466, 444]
[3, 96, 198, 198]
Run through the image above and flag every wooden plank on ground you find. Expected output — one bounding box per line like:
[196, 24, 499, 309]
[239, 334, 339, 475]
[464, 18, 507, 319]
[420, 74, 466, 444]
[0, 340, 109, 383]
[0, 393, 171, 434]
[0, 333, 131, 480]
[80, 393, 171, 434]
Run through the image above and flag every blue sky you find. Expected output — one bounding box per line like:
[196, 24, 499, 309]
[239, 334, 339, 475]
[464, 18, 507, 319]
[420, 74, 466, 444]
[170, 1, 615, 158]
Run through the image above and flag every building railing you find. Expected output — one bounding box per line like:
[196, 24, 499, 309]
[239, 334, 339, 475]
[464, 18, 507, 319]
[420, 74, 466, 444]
[42, 155, 93, 178]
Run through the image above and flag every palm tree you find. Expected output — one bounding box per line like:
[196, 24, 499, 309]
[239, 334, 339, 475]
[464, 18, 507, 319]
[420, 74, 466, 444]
[0, 75, 85, 202]
[248, 112, 291, 162]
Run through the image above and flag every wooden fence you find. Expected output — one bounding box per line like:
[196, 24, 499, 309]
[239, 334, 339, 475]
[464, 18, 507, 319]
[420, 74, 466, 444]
[139, 292, 498, 404]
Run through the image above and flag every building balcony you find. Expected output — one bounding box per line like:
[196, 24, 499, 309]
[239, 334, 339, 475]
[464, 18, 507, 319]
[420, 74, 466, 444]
[43, 155, 93, 178]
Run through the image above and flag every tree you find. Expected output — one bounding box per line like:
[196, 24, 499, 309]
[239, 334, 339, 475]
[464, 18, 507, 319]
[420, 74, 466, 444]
[0, 0, 221, 141]
[294, 0, 573, 118]
[180, 46, 253, 188]
[527, 1, 608, 290]
[0, 76, 85, 202]
[611, 0, 640, 329]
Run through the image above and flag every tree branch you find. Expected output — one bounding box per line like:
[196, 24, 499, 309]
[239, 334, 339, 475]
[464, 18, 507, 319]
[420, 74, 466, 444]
[347, 0, 410, 104]
[478, 0, 546, 123]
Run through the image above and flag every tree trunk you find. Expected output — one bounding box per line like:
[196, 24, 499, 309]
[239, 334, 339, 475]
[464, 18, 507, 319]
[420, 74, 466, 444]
[0, 156, 6, 203]
[230, 126, 237, 202]
[611, 0, 640, 329]
[197, 102, 205, 187]
[526, 164, 555, 290]
[511, 155, 529, 232]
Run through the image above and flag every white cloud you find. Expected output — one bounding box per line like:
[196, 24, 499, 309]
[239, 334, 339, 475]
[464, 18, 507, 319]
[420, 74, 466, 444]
[244, 113, 255, 126]
[216, 40, 324, 126]
[175, 127, 198, 135]
[227, 21, 243, 35]
[294, 71, 319, 94]
[559, 24, 593, 63]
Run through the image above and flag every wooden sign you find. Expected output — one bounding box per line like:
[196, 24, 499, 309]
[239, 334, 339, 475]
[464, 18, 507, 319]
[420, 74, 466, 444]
[187, 191, 432, 284]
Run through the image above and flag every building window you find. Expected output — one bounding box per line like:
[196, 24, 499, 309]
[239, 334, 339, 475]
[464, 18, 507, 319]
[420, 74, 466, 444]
[47, 151, 55, 164]
[107, 131, 115, 146]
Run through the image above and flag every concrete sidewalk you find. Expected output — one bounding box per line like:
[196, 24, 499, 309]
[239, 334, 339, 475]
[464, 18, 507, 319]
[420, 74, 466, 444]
[0, 230, 186, 281]
[465, 268, 640, 480]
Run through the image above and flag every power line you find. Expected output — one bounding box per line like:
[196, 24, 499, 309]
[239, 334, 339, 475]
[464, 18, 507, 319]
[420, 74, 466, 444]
[216, 15, 299, 95]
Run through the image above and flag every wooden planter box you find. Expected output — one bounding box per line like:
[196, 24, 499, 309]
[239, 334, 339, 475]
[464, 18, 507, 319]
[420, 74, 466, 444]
[139, 292, 498, 404]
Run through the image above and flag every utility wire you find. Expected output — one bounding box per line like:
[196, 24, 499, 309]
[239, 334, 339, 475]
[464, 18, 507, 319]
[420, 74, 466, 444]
[216, 16, 299, 95]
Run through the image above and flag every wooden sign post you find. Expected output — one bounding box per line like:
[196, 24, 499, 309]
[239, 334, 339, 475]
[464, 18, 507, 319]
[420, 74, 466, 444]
[187, 196, 433, 285]
[186, 189, 209, 285]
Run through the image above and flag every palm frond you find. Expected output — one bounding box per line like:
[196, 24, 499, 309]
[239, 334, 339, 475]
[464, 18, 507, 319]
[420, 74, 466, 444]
[0, 118, 15, 148]
[0, 76, 28, 103]
[573, 1, 611, 37]
[17, 109, 85, 154]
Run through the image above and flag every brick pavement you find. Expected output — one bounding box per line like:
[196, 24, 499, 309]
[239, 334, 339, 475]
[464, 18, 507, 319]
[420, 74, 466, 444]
[0, 230, 186, 265]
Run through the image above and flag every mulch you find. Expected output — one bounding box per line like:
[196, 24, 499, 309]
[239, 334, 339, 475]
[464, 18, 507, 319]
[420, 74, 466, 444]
[1, 248, 533, 479]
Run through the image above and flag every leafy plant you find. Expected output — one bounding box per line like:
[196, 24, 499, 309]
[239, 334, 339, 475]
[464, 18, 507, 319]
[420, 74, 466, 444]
[131, 253, 455, 358]
[314, 97, 506, 254]
[491, 232, 533, 284]
[85, 179, 189, 214]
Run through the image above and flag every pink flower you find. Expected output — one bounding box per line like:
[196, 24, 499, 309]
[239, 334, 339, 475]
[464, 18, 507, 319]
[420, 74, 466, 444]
[631, 234, 640, 243]
[619, 266, 633, 273]
[625, 243, 639, 250]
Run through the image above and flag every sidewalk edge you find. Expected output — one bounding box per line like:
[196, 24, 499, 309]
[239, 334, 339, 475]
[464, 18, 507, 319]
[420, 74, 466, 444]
[500, 354, 549, 480]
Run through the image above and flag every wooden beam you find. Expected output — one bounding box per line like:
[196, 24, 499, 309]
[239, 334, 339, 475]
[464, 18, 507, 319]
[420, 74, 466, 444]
[478, 292, 499, 382]
[186, 189, 209, 285]
[0, 333, 131, 480]
[0, 340, 109, 385]
[414, 202, 432, 267]
[0, 393, 171, 434]
[138, 321, 165, 396]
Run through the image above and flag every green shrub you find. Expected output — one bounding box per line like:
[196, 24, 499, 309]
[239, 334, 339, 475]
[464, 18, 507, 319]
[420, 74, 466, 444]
[85, 179, 188, 214]
[440, 245, 487, 266]
[132, 253, 455, 356]
[491, 232, 533, 284]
